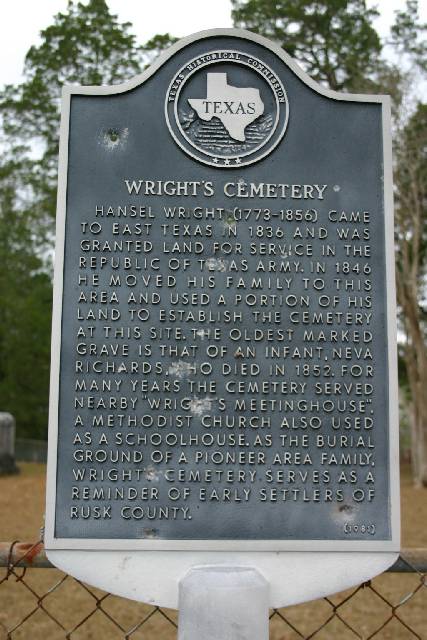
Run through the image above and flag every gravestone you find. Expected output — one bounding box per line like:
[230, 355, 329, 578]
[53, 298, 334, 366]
[0, 412, 19, 475]
[45, 29, 399, 609]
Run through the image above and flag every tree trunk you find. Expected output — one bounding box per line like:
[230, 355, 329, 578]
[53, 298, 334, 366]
[404, 337, 427, 487]
[412, 375, 427, 487]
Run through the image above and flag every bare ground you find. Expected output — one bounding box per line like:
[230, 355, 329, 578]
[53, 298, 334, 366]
[0, 463, 425, 639]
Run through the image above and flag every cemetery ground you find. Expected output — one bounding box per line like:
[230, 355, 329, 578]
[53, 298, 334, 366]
[0, 463, 425, 639]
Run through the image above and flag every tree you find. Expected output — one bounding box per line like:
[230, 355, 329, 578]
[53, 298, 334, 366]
[0, 1, 176, 438]
[0, 1, 178, 439]
[390, 0, 427, 73]
[233, 0, 427, 485]
[0, 0, 145, 234]
[394, 103, 427, 486]
[0, 158, 52, 439]
[231, 0, 382, 91]
[389, 1, 427, 485]
[142, 33, 178, 64]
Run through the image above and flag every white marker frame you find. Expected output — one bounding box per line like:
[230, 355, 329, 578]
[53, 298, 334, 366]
[45, 27, 399, 574]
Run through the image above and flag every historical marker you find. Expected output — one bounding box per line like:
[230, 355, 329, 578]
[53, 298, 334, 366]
[45, 29, 399, 605]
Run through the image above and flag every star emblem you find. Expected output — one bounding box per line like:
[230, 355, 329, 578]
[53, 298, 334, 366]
[213, 157, 219, 164]
[224, 158, 231, 166]
[235, 157, 242, 164]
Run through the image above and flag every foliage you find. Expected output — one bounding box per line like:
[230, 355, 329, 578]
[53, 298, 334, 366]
[0, 0, 151, 438]
[394, 102, 427, 484]
[0, 159, 52, 439]
[141, 33, 179, 69]
[233, 0, 427, 484]
[0, 2, 181, 439]
[395, 103, 427, 274]
[0, 0, 144, 234]
[390, 0, 427, 72]
[231, 0, 382, 91]
[143, 33, 178, 55]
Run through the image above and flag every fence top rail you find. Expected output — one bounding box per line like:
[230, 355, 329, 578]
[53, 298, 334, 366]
[0, 542, 426, 573]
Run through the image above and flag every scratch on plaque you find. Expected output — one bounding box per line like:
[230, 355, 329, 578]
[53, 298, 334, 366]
[144, 465, 163, 482]
[196, 329, 210, 339]
[168, 360, 195, 379]
[223, 211, 237, 229]
[205, 257, 228, 272]
[119, 555, 132, 571]
[189, 396, 213, 416]
[332, 502, 357, 524]
[100, 127, 129, 151]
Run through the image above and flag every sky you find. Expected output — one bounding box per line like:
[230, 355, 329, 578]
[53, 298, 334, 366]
[0, 0, 425, 87]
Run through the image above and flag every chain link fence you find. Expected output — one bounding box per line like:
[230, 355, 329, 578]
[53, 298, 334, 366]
[0, 541, 426, 639]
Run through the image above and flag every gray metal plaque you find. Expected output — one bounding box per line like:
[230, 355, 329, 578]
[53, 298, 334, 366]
[45, 29, 399, 551]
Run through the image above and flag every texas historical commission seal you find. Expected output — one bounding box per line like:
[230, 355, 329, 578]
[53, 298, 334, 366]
[165, 51, 289, 168]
